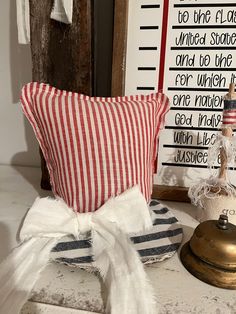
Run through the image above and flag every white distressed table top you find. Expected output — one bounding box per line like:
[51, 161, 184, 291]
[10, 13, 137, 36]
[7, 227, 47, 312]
[0, 165, 235, 314]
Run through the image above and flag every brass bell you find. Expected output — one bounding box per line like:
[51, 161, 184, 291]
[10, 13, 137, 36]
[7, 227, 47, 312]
[180, 214, 236, 289]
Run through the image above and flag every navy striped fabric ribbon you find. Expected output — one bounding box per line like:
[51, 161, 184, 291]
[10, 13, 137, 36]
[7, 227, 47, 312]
[223, 100, 236, 111]
[50, 200, 183, 267]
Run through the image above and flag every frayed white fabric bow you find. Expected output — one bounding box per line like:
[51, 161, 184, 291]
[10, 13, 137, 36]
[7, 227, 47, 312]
[0, 186, 156, 314]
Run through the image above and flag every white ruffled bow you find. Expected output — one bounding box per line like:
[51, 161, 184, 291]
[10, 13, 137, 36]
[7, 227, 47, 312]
[0, 186, 156, 314]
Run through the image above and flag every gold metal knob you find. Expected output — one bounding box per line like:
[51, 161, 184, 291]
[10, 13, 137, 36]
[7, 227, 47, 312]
[217, 214, 228, 230]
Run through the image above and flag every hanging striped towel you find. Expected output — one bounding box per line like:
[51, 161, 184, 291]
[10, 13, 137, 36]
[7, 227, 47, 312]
[51, 199, 183, 267]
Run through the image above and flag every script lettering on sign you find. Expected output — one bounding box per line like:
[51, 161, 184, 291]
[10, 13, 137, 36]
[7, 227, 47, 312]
[125, 0, 236, 188]
[158, 0, 236, 187]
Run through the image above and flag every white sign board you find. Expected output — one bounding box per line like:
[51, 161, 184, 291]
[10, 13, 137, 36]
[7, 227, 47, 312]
[125, 0, 236, 188]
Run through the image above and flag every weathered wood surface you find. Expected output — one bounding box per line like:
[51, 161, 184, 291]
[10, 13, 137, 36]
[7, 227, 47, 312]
[111, 0, 129, 97]
[30, 0, 94, 189]
[2, 165, 236, 313]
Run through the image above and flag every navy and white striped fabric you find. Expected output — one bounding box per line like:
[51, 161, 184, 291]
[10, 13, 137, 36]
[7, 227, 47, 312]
[50, 200, 183, 267]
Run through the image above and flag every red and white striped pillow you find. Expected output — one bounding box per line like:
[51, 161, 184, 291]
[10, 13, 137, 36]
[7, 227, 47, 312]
[21, 82, 169, 212]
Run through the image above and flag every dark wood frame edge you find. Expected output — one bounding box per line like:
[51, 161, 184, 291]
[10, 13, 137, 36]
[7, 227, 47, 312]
[111, 0, 190, 202]
[111, 0, 128, 96]
[152, 185, 189, 202]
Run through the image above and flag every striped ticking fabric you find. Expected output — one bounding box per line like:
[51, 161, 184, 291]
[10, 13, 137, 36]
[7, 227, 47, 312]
[50, 200, 183, 267]
[222, 99, 236, 126]
[20, 82, 169, 213]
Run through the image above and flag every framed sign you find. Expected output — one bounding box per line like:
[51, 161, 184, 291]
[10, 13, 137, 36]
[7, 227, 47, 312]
[112, 0, 236, 201]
